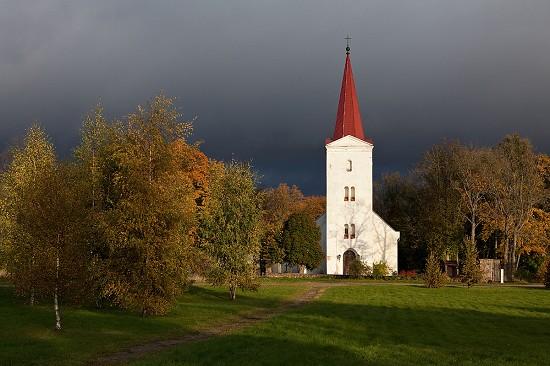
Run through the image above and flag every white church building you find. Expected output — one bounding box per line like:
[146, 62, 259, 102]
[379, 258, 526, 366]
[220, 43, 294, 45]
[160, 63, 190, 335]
[316, 46, 399, 275]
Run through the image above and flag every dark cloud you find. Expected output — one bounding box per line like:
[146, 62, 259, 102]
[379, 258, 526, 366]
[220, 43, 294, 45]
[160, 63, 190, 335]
[1, 0, 549, 194]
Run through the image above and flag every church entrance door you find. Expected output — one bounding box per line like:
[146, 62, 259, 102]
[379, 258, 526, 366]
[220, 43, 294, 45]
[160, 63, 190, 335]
[343, 249, 356, 275]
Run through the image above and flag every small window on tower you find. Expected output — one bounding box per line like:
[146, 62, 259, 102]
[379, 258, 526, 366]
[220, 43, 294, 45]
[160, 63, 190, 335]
[344, 186, 349, 201]
[347, 160, 352, 172]
[351, 224, 356, 239]
[350, 187, 355, 201]
[344, 224, 349, 239]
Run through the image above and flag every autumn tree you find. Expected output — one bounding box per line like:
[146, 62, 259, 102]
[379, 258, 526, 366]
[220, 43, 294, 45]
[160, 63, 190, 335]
[1, 127, 89, 329]
[0, 126, 56, 305]
[259, 184, 304, 271]
[96, 95, 196, 315]
[537, 154, 550, 212]
[199, 161, 262, 300]
[297, 195, 326, 220]
[485, 135, 544, 280]
[27, 163, 90, 329]
[454, 147, 492, 254]
[280, 212, 323, 273]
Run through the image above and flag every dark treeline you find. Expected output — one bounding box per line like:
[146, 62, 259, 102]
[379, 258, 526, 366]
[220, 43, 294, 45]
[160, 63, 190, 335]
[375, 137, 550, 282]
[0, 94, 324, 329]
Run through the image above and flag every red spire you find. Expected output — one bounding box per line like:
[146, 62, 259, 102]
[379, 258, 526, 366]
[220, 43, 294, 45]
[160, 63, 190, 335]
[331, 53, 371, 143]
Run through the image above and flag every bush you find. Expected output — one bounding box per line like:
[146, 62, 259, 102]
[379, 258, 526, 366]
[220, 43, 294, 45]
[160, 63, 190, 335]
[348, 259, 371, 278]
[461, 237, 482, 288]
[372, 261, 390, 278]
[424, 252, 447, 288]
[398, 269, 418, 279]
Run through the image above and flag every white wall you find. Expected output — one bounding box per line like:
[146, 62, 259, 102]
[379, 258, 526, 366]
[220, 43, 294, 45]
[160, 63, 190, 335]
[323, 135, 399, 275]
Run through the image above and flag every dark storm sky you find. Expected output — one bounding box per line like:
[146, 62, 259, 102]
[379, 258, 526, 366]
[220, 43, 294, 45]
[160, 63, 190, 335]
[1, 1, 549, 194]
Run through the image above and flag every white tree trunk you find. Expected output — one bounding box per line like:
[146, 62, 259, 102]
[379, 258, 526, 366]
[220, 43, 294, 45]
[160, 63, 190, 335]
[54, 252, 62, 331]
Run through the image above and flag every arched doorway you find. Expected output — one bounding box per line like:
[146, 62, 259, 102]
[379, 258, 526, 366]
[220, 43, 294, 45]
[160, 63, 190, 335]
[343, 249, 357, 275]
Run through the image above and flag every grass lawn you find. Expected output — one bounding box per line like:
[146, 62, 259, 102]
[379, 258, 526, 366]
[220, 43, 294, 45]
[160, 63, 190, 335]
[131, 284, 550, 366]
[0, 279, 303, 366]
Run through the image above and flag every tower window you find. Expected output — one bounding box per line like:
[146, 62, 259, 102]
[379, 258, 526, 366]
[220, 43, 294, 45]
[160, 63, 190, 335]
[347, 160, 352, 172]
[350, 224, 356, 239]
[350, 187, 355, 201]
[344, 224, 349, 239]
[344, 186, 349, 201]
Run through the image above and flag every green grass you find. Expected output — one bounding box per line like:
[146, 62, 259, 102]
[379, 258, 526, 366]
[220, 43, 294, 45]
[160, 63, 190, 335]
[0, 279, 302, 366]
[131, 284, 550, 366]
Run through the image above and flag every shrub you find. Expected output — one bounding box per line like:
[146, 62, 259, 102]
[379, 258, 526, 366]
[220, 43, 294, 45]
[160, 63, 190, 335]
[424, 252, 447, 288]
[461, 237, 482, 288]
[348, 259, 371, 278]
[372, 261, 390, 278]
[398, 269, 418, 279]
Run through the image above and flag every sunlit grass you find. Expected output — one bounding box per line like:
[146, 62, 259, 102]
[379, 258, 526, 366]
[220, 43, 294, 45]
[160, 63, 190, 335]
[132, 285, 550, 366]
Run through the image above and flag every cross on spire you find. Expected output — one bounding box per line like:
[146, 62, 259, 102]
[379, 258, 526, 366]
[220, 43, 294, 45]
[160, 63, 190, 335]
[345, 34, 351, 54]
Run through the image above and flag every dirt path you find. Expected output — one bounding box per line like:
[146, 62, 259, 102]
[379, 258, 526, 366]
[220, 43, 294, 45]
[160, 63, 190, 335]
[93, 284, 329, 365]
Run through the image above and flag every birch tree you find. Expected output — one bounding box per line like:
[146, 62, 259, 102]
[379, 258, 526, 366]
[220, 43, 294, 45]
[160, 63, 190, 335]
[0, 126, 55, 305]
[0, 126, 88, 329]
[97, 94, 196, 316]
[199, 161, 262, 300]
[454, 147, 491, 252]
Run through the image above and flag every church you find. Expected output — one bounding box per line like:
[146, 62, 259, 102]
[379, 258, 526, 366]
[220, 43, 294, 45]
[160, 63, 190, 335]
[316, 45, 399, 275]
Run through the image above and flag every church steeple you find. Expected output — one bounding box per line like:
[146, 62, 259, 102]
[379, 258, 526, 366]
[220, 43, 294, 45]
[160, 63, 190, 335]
[331, 42, 370, 143]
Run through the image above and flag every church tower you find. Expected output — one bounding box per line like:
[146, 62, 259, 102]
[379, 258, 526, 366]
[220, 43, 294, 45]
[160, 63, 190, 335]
[317, 43, 399, 275]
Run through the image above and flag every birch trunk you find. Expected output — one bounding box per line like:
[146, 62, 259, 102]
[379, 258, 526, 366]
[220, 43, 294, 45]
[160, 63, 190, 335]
[30, 253, 35, 306]
[54, 251, 61, 331]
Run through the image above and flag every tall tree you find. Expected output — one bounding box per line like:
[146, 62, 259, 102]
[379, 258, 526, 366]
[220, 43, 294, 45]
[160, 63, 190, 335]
[25, 163, 90, 329]
[97, 94, 196, 315]
[199, 161, 262, 300]
[1, 127, 89, 329]
[0, 126, 56, 305]
[416, 142, 464, 258]
[486, 135, 544, 280]
[454, 146, 492, 253]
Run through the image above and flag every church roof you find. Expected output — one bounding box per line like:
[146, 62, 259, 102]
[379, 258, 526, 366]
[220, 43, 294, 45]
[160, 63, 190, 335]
[329, 50, 373, 144]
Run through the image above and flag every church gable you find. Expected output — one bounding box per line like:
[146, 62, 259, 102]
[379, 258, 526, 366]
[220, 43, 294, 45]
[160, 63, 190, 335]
[326, 135, 373, 148]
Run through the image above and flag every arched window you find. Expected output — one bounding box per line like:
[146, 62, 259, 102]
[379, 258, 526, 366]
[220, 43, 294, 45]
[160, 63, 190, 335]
[344, 186, 349, 201]
[350, 186, 355, 201]
[350, 224, 356, 239]
[344, 224, 349, 239]
[347, 159, 352, 172]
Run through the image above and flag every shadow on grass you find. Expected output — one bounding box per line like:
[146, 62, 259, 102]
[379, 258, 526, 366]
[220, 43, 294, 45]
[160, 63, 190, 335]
[0, 283, 299, 366]
[132, 289, 550, 366]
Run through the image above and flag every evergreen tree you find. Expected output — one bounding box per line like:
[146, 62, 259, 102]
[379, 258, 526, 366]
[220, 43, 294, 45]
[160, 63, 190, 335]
[461, 236, 482, 287]
[424, 251, 447, 288]
[280, 212, 323, 273]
